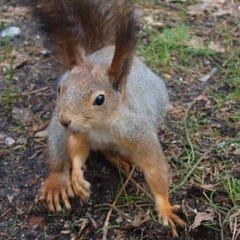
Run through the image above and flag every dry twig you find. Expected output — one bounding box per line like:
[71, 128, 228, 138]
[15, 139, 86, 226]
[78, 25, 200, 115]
[102, 166, 136, 240]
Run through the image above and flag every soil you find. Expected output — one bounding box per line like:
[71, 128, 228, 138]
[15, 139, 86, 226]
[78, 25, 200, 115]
[0, 1, 239, 240]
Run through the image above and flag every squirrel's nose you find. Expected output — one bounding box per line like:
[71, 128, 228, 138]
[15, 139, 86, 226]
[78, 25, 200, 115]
[59, 114, 71, 128]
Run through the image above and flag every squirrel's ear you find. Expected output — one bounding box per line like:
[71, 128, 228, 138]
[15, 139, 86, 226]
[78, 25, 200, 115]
[108, 6, 138, 92]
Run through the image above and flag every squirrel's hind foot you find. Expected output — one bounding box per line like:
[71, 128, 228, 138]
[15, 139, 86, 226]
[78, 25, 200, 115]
[37, 171, 74, 212]
[157, 202, 186, 237]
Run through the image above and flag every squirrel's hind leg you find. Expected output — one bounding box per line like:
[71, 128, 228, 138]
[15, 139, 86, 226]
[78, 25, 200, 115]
[128, 138, 186, 237]
[103, 150, 131, 173]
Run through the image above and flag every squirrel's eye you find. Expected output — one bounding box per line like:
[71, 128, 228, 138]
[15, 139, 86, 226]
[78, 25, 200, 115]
[94, 94, 105, 106]
[58, 87, 61, 94]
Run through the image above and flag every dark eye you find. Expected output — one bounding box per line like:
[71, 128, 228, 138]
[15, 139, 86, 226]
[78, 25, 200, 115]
[93, 94, 105, 106]
[58, 86, 61, 94]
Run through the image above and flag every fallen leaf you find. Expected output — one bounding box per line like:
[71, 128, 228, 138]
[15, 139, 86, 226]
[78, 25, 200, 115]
[191, 208, 215, 229]
[143, 15, 164, 27]
[193, 94, 209, 101]
[189, 38, 204, 49]
[34, 128, 48, 138]
[202, 0, 225, 4]
[187, 4, 207, 15]
[29, 216, 45, 228]
[199, 67, 218, 82]
[123, 211, 151, 230]
[187, 0, 238, 17]
[208, 41, 225, 52]
[229, 208, 240, 231]
[13, 54, 29, 69]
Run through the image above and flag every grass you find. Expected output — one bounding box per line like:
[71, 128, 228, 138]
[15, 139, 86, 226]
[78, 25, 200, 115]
[0, 1, 239, 239]
[0, 32, 19, 108]
[136, 1, 240, 238]
[138, 24, 218, 72]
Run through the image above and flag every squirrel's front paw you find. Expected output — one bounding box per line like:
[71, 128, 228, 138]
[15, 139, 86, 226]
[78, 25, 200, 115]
[37, 171, 74, 212]
[157, 203, 186, 237]
[71, 170, 91, 203]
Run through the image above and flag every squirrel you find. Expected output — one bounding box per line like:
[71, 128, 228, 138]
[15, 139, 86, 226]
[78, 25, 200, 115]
[28, 0, 186, 237]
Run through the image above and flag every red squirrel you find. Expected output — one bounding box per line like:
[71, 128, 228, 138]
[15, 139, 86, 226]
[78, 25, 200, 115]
[28, 0, 185, 236]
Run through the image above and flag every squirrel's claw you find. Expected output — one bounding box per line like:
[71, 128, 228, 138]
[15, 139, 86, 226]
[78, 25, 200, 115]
[71, 171, 91, 203]
[157, 204, 186, 237]
[61, 188, 72, 210]
[37, 171, 74, 212]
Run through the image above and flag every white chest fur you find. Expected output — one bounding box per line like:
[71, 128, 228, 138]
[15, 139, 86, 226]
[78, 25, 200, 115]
[88, 128, 129, 156]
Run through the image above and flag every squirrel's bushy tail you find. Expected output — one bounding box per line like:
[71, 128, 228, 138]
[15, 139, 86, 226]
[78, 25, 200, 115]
[24, 0, 137, 70]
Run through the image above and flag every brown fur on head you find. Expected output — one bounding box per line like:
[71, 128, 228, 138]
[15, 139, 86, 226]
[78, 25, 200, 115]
[57, 61, 122, 133]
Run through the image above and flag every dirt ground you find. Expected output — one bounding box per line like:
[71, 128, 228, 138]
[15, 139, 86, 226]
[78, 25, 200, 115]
[0, 0, 239, 240]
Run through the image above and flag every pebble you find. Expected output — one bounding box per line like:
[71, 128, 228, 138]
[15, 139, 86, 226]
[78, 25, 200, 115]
[5, 137, 15, 147]
[0, 26, 21, 38]
[40, 48, 50, 55]
[16, 137, 27, 145]
[63, 221, 71, 229]
[12, 107, 32, 124]
[0, 132, 7, 140]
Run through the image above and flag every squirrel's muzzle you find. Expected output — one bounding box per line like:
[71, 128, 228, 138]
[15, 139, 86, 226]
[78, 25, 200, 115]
[59, 113, 71, 128]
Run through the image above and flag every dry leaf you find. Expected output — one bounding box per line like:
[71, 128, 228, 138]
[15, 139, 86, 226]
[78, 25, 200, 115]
[199, 67, 218, 82]
[191, 208, 215, 229]
[29, 216, 45, 228]
[202, 0, 225, 4]
[189, 38, 204, 49]
[143, 15, 164, 27]
[208, 41, 225, 53]
[187, 4, 207, 15]
[123, 211, 151, 230]
[34, 128, 48, 138]
[187, 0, 238, 17]
[193, 94, 209, 101]
[229, 208, 240, 232]
[13, 54, 29, 69]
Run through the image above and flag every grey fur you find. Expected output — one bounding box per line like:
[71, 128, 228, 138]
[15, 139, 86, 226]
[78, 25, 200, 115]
[49, 46, 169, 166]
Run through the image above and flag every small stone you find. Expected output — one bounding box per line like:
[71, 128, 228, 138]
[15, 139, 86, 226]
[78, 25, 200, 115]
[115, 216, 123, 223]
[16, 137, 27, 145]
[5, 137, 15, 147]
[70, 233, 77, 240]
[63, 222, 71, 229]
[12, 107, 32, 124]
[87, 207, 92, 212]
[40, 48, 50, 55]
[0, 26, 21, 38]
[0, 132, 7, 140]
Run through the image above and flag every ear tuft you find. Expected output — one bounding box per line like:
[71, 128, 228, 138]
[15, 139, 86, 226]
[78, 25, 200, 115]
[108, 2, 138, 92]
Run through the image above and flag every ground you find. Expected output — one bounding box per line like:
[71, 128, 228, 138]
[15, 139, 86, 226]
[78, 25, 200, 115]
[0, 0, 239, 240]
